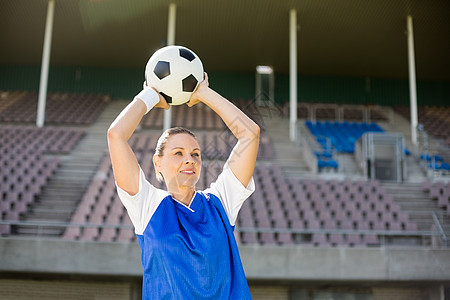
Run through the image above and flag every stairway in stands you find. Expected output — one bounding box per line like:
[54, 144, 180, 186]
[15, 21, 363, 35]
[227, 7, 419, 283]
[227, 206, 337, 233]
[260, 112, 310, 178]
[381, 182, 442, 233]
[15, 100, 128, 237]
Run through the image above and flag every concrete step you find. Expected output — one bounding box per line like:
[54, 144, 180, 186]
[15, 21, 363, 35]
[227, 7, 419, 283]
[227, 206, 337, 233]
[37, 194, 82, 203]
[31, 204, 74, 214]
[15, 226, 64, 236]
[60, 160, 99, 167]
[283, 169, 316, 179]
[55, 168, 95, 176]
[24, 214, 73, 222]
[62, 154, 105, 163]
[379, 182, 442, 231]
[34, 199, 79, 209]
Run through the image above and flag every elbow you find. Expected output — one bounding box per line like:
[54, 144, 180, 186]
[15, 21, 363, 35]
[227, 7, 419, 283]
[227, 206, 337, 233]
[250, 122, 260, 140]
[107, 125, 121, 142]
[239, 122, 260, 144]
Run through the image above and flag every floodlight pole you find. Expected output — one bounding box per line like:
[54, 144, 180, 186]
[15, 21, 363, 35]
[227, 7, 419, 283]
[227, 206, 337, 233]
[407, 15, 418, 153]
[36, 0, 55, 128]
[289, 9, 298, 142]
[163, 3, 176, 131]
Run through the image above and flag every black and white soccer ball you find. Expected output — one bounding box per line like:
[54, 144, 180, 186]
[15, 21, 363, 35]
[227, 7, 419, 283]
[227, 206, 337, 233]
[145, 45, 204, 105]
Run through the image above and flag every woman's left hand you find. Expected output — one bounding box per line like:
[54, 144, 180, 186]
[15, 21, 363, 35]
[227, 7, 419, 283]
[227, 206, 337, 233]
[187, 72, 209, 107]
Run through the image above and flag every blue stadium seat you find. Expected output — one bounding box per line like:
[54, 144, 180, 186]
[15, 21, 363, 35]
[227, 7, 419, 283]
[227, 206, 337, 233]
[306, 121, 385, 154]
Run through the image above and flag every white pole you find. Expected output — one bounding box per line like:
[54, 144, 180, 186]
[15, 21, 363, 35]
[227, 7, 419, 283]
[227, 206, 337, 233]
[36, 0, 55, 128]
[163, 3, 176, 131]
[255, 72, 261, 105]
[407, 15, 418, 152]
[289, 9, 298, 142]
[269, 71, 274, 104]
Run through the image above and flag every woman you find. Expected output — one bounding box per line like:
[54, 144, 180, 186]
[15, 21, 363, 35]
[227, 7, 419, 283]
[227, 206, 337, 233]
[107, 72, 260, 299]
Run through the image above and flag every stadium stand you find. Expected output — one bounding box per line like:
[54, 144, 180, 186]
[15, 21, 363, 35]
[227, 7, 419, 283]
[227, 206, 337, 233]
[303, 120, 385, 172]
[0, 90, 110, 125]
[394, 105, 450, 146]
[0, 125, 85, 235]
[423, 181, 450, 215]
[49, 96, 450, 250]
[62, 119, 275, 242]
[283, 102, 389, 123]
[305, 120, 384, 154]
[141, 99, 264, 131]
[62, 155, 227, 242]
[63, 148, 421, 247]
[3, 96, 445, 248]
[238, 165, 419, 247]
[124, 126, 273, 161]
[142, 103, 226, 130]
[64, 160, 422, 247]
[394, 105, 450, 176]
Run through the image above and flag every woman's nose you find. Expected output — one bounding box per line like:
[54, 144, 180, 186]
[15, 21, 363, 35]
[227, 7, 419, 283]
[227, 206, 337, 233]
[185, 158, 196, 165]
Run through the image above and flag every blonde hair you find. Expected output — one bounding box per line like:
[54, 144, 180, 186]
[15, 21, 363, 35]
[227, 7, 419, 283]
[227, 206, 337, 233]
[155, 127, 197, 156]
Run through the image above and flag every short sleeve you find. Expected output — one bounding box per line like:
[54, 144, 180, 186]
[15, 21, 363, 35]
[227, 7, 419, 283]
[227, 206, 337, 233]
[204, 162, 255, 226]
[116, 167, 168, 235]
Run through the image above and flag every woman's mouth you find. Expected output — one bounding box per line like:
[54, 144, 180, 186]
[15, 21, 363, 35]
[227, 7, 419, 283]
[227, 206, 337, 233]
[180, 170, 195, 175]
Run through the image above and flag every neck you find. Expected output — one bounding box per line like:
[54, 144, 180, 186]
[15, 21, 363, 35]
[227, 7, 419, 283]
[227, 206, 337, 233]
[170, 186, 196, 206]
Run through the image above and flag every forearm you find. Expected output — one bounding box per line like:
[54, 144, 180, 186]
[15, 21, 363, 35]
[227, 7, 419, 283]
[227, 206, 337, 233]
[107, 99, 146, 142]
[189, 75, 260, 186]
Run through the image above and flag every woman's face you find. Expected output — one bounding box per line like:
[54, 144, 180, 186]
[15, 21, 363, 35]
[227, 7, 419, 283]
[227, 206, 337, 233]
[154, 133, 202, 190]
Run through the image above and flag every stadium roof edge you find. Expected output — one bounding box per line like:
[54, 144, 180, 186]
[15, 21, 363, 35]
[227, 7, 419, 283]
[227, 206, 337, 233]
[0, 0, 449, 81]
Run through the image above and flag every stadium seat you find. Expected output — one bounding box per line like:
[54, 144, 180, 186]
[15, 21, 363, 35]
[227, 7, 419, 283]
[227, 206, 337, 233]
[346, 234, 364, 247]
[312, 233, 328, 246]
[277, 232, 295, 245]
[306, 120, 384, 154]
[260, 232, 277, 245]
[363, 234, 380, 246]
[241, 232, 258, 244]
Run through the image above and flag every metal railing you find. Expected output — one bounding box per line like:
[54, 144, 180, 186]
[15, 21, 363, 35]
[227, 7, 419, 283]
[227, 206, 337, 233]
[0, 220, 133, 238]
[1, 218, 448, 248]
[432, 211, 449, 247]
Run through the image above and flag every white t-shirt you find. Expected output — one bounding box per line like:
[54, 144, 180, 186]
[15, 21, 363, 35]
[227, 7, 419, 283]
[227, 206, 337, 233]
[116, 161, 255, 235]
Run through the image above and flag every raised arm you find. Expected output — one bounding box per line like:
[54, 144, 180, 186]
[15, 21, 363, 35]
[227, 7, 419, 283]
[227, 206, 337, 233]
[107, 88, 168, 195]
[188, 74, 260, 187]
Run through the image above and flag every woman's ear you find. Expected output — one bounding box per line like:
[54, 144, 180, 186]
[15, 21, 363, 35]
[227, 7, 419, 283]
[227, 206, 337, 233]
[153, 154, 162, 172]
[153, 154, 165, 183]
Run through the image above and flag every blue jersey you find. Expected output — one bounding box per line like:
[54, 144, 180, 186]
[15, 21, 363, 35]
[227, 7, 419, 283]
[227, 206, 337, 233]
[117, 163, 255, 299]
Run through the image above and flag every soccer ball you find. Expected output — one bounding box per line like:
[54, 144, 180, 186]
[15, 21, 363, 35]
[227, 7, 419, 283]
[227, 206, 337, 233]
[145, 45, 204, 105]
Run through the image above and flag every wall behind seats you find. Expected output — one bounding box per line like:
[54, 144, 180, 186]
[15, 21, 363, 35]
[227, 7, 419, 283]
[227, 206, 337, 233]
[0, 65, 142, 99]
[0, 279, 135, 300]
[275, 74, 450, 106]
[0, 65, 448, 105]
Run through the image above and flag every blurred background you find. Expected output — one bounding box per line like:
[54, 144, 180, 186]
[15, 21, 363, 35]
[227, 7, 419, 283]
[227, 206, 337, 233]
[0, 1, 449, 299]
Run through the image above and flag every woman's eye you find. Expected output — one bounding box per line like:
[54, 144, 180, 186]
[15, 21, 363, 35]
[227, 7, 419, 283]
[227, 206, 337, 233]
[192, 153, 200, 157]
[175, 151, 182, 155]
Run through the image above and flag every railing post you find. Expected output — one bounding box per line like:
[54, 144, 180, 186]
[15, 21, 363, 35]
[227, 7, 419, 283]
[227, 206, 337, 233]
[432, 211, 448, 247]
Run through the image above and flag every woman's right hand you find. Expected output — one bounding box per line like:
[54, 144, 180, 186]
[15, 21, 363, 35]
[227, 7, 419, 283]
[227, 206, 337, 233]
[143, 81, 170, 110]
[153, 88, 170, 110]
